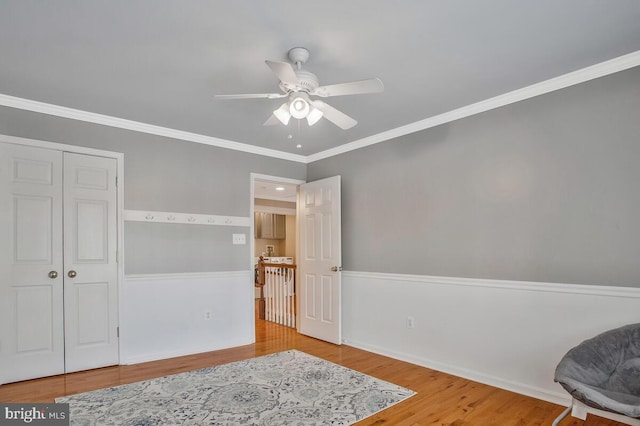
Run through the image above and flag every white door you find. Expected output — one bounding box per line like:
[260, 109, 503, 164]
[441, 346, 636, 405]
[0, 143, 65, 383]
[63, 152, 119, 373]
[298, 176, 342, 344]
[0, 143, 119, 383]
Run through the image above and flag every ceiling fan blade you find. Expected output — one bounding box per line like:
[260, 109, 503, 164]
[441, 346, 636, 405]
[311, 78, 384, 98]
[311, 100, 357, 130]
[265, 60, 298, 86]
[215, 93, 287, 100]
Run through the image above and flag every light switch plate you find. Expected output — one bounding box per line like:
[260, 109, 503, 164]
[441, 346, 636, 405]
[232, 233, 246, 245]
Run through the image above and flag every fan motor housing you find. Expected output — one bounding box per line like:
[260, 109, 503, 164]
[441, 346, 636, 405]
[279, 69, 319, 93]
[294, 69, 319, 92]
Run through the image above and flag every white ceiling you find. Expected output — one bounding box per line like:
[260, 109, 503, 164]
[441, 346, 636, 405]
[1, 1, 640, 160]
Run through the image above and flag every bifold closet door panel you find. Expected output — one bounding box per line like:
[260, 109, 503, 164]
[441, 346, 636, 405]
[0, 142, 65, 384]
[63, 152, 119, 373]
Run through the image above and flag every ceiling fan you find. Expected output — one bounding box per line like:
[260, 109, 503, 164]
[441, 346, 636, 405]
[215, 47, 384, 130]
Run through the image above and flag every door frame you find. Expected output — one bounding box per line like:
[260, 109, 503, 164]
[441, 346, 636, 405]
[249, 173, 305, 328]
[0, 133, 125, 363]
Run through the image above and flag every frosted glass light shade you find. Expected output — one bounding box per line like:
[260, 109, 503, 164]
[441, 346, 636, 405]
[306, 107, 323, 126]
[289, 97, 310, 119]
[273, 103, 291, 125]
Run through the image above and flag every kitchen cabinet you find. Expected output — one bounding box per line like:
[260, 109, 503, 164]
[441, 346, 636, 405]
[255, 212, 286, 239]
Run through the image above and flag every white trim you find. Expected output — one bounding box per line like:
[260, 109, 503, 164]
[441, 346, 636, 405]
[251, 173, 307, 185]
[2, 51, 639, 163]
[0, 133, 123, 159]
[0, 133, 126, 366]
[121, 343, 248, 366]
[341, 270, 640, 410]
[308, 49, 640, 162]
[0, 94, 307, 163]
[341, 337, 569, 406]
[123, 209, 251, 227]
[343, 270, 640, 298]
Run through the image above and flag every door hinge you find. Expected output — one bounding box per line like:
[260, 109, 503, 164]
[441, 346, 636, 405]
[117, 326, 120, 338]
[115, 176, 118, 187]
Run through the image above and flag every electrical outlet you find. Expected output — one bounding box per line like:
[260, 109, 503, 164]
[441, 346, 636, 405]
[232, 233, 246, 245]
[406, 316, 415, 329]
[204, 311, 212, 320]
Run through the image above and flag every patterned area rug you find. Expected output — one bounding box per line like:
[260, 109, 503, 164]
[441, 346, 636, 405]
[56, 349, 415, 425]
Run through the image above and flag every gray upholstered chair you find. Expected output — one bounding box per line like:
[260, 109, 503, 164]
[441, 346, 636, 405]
[553, 323, 640, 425]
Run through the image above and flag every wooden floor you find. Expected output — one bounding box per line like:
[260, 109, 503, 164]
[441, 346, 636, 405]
[0, 316, 627, 426]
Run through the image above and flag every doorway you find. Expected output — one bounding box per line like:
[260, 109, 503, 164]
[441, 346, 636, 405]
[251, 174, 303, 329]
[250, 173, 344, 345]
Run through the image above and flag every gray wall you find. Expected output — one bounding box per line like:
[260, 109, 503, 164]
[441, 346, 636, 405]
[3, 66, 639, 284]
[0, 106, 306, 274]
[308, 66, 640, 287]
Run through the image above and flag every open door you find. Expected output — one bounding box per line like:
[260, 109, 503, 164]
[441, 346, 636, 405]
[298, 176, 342, 344]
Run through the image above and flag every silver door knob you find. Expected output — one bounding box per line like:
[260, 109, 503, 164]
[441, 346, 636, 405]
[68, 270, 77, 278]
[48, 271, 58, 279]
[330, 266, 343, 272]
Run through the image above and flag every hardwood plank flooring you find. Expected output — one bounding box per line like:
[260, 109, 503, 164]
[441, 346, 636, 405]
[0, 317, 628, 425]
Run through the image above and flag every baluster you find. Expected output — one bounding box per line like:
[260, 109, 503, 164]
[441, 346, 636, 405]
[270, 268, 276, 323]
[291, 268, 295, 327]
[257, 257, 266, 320]
[276, 268, 281, 325]
[286, 268, 291, 327]
[266, 267, 273, 322]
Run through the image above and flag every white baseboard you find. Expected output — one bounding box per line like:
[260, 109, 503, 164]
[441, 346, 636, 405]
[121, 338, 254, 365]
[342, 337, 569, 406]
[341, 271, 640, 410]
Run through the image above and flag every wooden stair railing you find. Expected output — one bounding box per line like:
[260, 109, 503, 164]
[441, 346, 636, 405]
[256, 256, 296, 327]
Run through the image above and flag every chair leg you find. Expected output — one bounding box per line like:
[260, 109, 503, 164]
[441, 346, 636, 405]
[552, 406, 572, 426]
[571, 399, 588, 420]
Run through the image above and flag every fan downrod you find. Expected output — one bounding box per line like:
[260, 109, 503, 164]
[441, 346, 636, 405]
[282, 47, 318, 93]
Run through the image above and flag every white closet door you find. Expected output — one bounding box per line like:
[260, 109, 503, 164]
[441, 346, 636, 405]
[0, 142, 65, 384]
[63, 152, 119, 373]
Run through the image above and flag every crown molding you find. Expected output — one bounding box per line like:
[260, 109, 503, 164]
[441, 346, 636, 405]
[1, 50, 638, 164]
[0, 94, 307, 163]
[307, 49, 640, 162]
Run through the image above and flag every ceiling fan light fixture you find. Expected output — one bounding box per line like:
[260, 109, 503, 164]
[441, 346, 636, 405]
[289, 95, 310, 119]
[218, 47, 384, 131]
[273, 103, 291, 125]
[306, 106, 323, 126]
